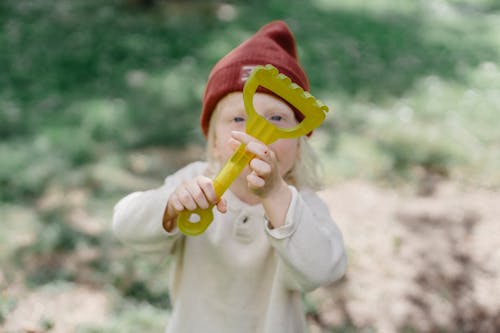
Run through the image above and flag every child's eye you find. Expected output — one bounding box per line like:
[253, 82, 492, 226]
[269, 115, 283, 122]
[233, 116, 245, 123]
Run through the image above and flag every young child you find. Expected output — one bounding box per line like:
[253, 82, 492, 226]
[113, 20, 346, 333]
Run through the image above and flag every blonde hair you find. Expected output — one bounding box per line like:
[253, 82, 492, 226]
[205, 103, 324, 191]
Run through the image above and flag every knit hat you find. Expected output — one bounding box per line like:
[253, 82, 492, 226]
[200, 20, 310, 136]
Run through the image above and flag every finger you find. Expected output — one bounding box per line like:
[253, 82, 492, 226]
[246, 142, 274, 163]
[247, 172, 265, 189]
[227, 138, 241, 152]
[231, 130, 255, 145]
[231, 131, 267, 149]
[197, 176, 218, 204]
[169, 194, 185, 212]
[177, 186, 197, 211]
[186, 180, 210, 209]
[249, 158, 271, 177]
[231, 131, 272, 160]
[216, 198, 227, 213]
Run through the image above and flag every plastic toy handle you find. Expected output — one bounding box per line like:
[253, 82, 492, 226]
[177, 144, 255, 236]
[177, 65, 329, 236]
[177, 207, 214, 236]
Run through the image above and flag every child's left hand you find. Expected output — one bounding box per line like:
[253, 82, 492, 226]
[229, 131, 288, 199]
[230, 130, 293, 228]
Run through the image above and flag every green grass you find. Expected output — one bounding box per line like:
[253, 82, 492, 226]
[315, 61, 500, 185]
[1, 0, 499, 202]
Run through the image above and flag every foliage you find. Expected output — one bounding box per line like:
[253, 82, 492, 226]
[78, 301, 167, 333]
[1, 0, 499, 331]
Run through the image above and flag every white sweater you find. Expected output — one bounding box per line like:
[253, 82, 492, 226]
[112, 161, 346, 333]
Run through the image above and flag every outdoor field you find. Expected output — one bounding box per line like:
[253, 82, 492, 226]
[1, 0, 499, 332]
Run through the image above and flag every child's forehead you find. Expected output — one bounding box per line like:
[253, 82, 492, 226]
[216, 92, 294, 114]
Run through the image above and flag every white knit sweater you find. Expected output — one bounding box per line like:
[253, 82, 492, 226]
[112, 161, 346, 333]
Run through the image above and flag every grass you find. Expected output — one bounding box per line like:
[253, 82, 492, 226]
[315, 61, 500, 186]
[1, 0, 499, 202]
[1, 0, 499, 331]
[78, 301, 167, 333]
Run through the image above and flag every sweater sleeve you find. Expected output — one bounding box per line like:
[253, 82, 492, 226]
[265, 186, 347, 292]
[112, 161, 207, 253]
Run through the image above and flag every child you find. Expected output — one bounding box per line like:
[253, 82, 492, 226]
[113, 20, 346, 333]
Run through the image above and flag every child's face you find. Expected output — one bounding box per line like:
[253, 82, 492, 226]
[211, 92, 300, 179]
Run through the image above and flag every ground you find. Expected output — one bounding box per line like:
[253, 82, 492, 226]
[2, 175, 499, 332]
[313, 180, 500, 332]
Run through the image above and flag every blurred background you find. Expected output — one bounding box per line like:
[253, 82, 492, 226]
[1, 0, 499, 332]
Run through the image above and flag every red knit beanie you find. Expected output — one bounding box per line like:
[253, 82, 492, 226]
[200, 20, 310, 136]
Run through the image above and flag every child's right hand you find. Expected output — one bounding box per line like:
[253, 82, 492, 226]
[163, 176, 227, 232]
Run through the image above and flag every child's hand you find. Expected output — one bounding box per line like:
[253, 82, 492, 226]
[163, 176, 227, 232]
[230, 131, 288, 199]
[230, 130, 293, 228]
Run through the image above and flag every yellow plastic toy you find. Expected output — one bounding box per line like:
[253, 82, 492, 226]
[177, 64, 330, 236]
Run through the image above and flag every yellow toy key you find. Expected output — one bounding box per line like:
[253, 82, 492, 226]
[177, 64, 330, 236]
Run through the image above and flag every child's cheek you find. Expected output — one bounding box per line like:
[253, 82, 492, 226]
[214, 139, 235, 163]
[231, 122, 246, 132]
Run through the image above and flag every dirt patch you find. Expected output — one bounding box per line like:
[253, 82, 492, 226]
[313, 180, 500, 332]
[1, 283, 110, 333]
